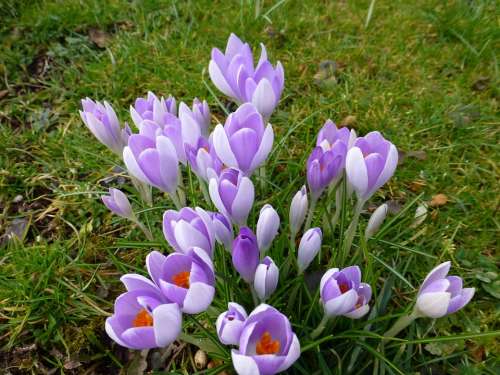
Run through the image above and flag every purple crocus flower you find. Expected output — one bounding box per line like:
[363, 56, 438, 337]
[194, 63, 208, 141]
[297, 228, 322, 273]
[230, 304, 300, 375]
[345, 131, 398, 201]
[209, 33, 284, 119]
[289, 185, 308, 237]
[216, 302, 248, 346]
[415, 261, 475, 318]
[210, 212, 234, 251]
[254, 256, 279, 301]
[179, 99, 211, 145]
[101, 188, 135, 221]
[209, 168, 255, 226]
[163, 207, 215, 257]
[320, 266, 372, 319]
[316, 120, 356, 151]
[80, 98, 130, 155]
[130, 91, 177, 127]
[212, 103, 273, 176]
[123, 133, 179, 194]
[146, 248, 215, 314]
[185, 137, 223, 182]
[232, 227, 260, 283]
[256, 204, 280, 254]
[105, 274, 182, 349]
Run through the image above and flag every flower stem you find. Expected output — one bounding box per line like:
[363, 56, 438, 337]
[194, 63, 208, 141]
[250, 284, 259, 306]
[310, 314, 330, 339]
[304, 197, 318, 230]
[131, 176, 152, 206]
[135, 220, 154, 241]
[343, 199, 364, 257]
[383, 309, 420, 341]
[198, 176, 211, 206]
[331, 187, 343, 233]
[170, 192, 182, 210]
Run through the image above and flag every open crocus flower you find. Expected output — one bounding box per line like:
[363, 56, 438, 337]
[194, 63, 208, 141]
[105, 274, 182, 350]
[123, 134, 179, 195]
[345, 131, 398, 202]
[216, 302, 248, 346]
[254, 257, 279, 301]
[101, 188, 135, 221]
[130, 91, 177, 128]
[320, 266, 372, 319]
[316, 120, 356, 151]
[163, 207, 215, 258]
[213, 103, 273, 176]
[185, 137, 223, 182]
[209, 168, 255, 226]
[231, 304, 300, 375]
[415, 261, 475, 318]
[179, 99, 211, 146]
[209, 33, 284, 119]
[210, 212, 234, 251]
[80, 98, 130, 155]
[146, 248, 215, 314]
[232, 227, 260, 283]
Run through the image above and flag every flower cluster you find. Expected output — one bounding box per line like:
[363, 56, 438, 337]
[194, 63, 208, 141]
[79, 33, 475, 374]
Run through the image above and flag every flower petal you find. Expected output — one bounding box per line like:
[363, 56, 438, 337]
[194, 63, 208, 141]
[153, 303, 182, 347]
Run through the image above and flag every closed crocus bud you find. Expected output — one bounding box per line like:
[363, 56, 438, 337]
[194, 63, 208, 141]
[365, 203, 388, 239]
[289, 185, 308, 236]
[80, 98, 128, 155]
[216, 302, 248, 345]
[146, 248, 216, 314]
[320, 266, 372, 319]
[232, 227, 260, 283]
[297, 228, 322, 273]
[179, 99, 211, 147]
[209, 168, 255, 226]
[101, 188, 135, 221]
[345, 131, 398, 202]
[213, 103, 274, 176]
[105, 274, 182, 349]
[130, 91, 177, 127]
[230, 304, 300, 375]
[415, 261, 475, 318]
[209, 33, 284, 119]
[123, 134, 179, 194]
[163, 207, 215, 258]
[254, 257, 279, 301]
[210, 212, 233, 251]
[256, 204, 280, 253]
[185, 137, 223, 182]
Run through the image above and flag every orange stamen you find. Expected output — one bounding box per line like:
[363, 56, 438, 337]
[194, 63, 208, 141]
[339, 282, 349, 294]
[172, 271, 190, 289]
[132, 308, 154, 327]
[256, 331, 280, 355]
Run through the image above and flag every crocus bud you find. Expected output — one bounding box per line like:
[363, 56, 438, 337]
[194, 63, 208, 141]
[320, 266, 372, 319]
[415, 261, 475, 318]
[256, 204, 280, 253]
[289, 185, 308, 236]
[254, 256, 279, 301]
[216, 302, 247, 345]
[210, 212, 233, 251]
[209, 168, 255, 226]
[179, 99, 211, 146]
[101, 188, 135, 221]
[80, 98, 129, 155]
[232, 227, 260, 283]
[365, 203, 388, 239]
[297, 228, 322, 273]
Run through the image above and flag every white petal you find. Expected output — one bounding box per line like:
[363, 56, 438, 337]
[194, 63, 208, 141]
[345, 147, 368, 199]
[213, 124, 238, 167]
[251, 79, 276, 119]
[416, 292, 451, 318]
[153, 303, 182, 347]
[249, 124, 274, 172]
[231, 350, 260, 375]
[209, 60, 236, 98]
[231, 177, 255, 226]
[182, 283, 215, 314]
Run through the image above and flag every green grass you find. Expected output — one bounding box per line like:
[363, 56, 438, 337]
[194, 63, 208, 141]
[1, 0, 499, 373]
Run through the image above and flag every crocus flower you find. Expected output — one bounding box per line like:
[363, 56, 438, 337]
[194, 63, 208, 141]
[130, 91, 177, 127]
[123, 133, 179, 194]
[256, 204, 280, 253]
[254, 257, 279, 301]
[232, 227, 260, 283]
[415, 261, 475, 318]
[146, 248, 215, 314]
[163, 207, 215, 257]
[210, 212, 234, 251]
[216, 302, 248, 345]
[289, 186, 308, 236]
[345, 131, 398, 202]
[212, 103, 273, 176]
[307, 142, 347, 201]
[230, 304, 300, 375]
[320, 266, 372, 319]
[316, 119, 356, 151]
[365, 203, 388, 239]
[297, 228, 322, 273]
[105, 274, 182, 349]
[179, 99, 211, 146]
[209, 168, 255, 226]
[209, 33, 284, 119]
[80, 98, 130, 155]
[101, 188, 135, 221]
[185, 137, 223, 182]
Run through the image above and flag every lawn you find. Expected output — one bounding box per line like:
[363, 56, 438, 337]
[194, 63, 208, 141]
[0, 0, 499, 373]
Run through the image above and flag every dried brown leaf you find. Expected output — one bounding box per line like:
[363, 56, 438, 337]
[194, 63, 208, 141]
[430, 194, 448, 207]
